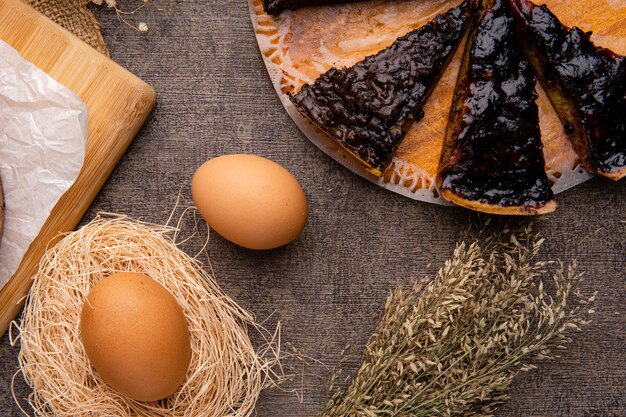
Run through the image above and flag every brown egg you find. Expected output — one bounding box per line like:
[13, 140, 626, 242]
[80, 272, 191, 402]
[192, 154, 308, 250]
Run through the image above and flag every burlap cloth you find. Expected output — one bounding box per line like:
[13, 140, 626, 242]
[24, 0, 109, 55]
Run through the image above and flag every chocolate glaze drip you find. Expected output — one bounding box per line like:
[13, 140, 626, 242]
[289, 1, 471, 173]
[509, 0, 626, 179]
[438, 0, 554, 209]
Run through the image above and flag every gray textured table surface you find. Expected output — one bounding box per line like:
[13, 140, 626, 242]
[1, 1, 625, 416]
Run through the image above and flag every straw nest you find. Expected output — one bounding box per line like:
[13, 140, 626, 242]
[12, 214, 281, 417]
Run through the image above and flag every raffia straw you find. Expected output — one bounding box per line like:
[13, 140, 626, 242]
[11, 214, 283, 417]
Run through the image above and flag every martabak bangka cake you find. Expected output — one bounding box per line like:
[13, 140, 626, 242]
[250, 0, 626, 212]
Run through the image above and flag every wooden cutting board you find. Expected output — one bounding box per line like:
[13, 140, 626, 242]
[0, 0, 156, 335]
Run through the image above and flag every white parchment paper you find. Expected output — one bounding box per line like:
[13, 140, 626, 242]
[0, 40, 87, 288]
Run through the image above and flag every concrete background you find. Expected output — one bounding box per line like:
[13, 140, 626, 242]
[0, 1, 624, 415]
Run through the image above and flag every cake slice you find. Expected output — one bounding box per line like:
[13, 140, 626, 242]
[509, 0, 626, 180]
[289, 0, 471, 176]
[437, 0, 556, 215]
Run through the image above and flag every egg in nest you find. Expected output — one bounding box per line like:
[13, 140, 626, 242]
[80, 272, 191, 402]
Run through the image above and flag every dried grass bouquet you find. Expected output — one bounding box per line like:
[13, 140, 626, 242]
[319, 226, 595, 417]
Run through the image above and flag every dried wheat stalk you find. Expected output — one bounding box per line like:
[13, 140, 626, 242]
[319, 227, 594, 417]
